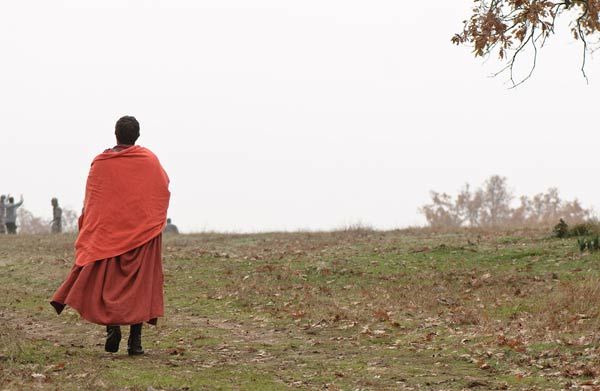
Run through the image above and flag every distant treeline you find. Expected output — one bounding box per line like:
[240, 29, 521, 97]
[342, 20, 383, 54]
[420, 175, 592, 228]
[17, 208, 79, 234]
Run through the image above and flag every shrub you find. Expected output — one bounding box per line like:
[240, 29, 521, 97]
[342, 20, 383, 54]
[570, 223, 598, 237]
[577, 236, 600, 253]
[553, 219, 569, 238]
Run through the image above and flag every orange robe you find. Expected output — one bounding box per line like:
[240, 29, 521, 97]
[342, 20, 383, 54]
[75, 145, 170, 266]
[51, 145, 170, 325]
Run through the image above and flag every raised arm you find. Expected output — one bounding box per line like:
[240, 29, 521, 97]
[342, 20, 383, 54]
[14, 195, 24, 208]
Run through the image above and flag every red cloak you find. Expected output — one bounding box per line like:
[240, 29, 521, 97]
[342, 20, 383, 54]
[75, 145, 170, 267]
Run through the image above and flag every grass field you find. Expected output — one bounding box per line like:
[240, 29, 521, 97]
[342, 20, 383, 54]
[2, 228, 600, 390]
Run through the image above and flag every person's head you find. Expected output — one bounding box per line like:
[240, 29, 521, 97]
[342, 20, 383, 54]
[0, 195, 4, 201]
[167, 218, 172, 224]
[51, 198, 58, 207]
[115, 116, 140, 145]
[8, 197, 14, 204]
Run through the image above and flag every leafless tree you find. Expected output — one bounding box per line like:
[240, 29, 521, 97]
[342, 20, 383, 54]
[16, 207, 79, 234]
[17, 208, 50, 234]
[420, 175, 592, 228]
[420, 192, 464, 228]
[456, 184, 485, 227]
[480, 175, 513, 226]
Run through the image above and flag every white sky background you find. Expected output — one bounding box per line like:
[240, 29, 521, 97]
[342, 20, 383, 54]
[0, 1, 598, 232]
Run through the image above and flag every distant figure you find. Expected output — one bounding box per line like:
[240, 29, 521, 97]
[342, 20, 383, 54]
[0, 195, 6, 234]
[51, 115, 170, 356]
[5, 195, 23, 234]
[163, 218, 179, 234]
[51, 198, 63, 234]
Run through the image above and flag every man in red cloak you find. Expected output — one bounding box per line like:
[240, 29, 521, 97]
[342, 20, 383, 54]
[51, 116, 170, 356]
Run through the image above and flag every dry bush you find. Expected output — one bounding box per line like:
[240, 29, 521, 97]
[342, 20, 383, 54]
[16, 207, 79, 234]
[335, 221, 375, 233]
[421, 175, 592, 228]
[16, 208, 49, 234]
[61, 208, 79, 232]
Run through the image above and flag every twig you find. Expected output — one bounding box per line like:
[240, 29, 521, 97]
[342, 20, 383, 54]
[576, 4, 590, 83]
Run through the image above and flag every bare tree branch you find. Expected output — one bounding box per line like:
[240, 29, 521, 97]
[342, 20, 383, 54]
[577, 3, 590, 83]
[508, 26, 537, 88]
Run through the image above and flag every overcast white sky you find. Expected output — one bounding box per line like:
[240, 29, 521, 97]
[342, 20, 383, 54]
[0, 1, 598, 232]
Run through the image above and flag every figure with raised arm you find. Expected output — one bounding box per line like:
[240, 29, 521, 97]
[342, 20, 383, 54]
[5, 195, 23, 234]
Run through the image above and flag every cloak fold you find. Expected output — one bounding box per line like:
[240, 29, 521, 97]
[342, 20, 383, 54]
[51, 235, 164, 325]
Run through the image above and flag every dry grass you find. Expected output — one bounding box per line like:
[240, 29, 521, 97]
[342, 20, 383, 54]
[2, 229, 600, 389]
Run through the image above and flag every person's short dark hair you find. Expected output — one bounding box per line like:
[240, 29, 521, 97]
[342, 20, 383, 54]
[167, 218, 172, 224]
[8, 197, 14, 203]
[115, 116, 140, 145]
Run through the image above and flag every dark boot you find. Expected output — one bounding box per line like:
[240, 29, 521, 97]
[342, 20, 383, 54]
[127, 323, 144, 356]
[105, 325, 121, 353]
